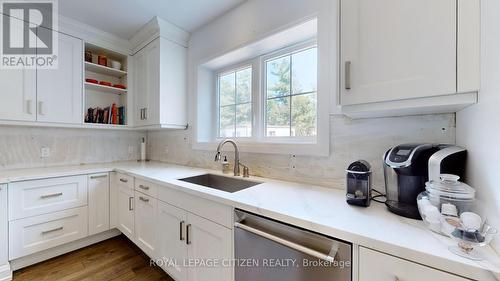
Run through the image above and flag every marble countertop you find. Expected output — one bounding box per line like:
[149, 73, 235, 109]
[1, 161, 499, 280]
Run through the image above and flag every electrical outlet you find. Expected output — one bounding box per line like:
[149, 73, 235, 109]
[128, 145, 134, 154]
[164, 145, 169, 154]
[40, 146, 50, 158]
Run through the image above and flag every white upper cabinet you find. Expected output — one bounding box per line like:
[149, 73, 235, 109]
[134, 37, 187, 129]
[340, 0, 480, 118]
[0, 15, 36, 122]
[37, 30, 83, 124]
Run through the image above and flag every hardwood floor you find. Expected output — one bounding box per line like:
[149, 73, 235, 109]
[13, 235, 174, 281]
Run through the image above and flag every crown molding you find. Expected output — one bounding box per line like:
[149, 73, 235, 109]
[58, 15, 133, 55]
[130, 16, 190, 54]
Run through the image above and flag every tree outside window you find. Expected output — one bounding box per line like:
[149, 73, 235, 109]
[218, 67, 252, 138]
[266, 47, 317, 137]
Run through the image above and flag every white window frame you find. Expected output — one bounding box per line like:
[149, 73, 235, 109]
[260, 40, 318, 144]
[214, 40, 318, 144]
[216, 62, 255, 139]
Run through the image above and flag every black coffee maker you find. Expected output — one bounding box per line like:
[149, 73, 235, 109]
[383, 144, 440, 219]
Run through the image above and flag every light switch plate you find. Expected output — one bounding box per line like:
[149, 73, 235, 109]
[40, 147, 50, 158]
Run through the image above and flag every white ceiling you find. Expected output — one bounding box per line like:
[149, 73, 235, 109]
[59, 0, 245, 39]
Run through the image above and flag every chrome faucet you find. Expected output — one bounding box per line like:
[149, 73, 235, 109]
[214, 139, 249, 177]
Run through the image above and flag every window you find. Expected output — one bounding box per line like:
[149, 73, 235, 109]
[215, 41, 318, 143]
[265, 47, 317, 138]
[218, 67, 252, 138]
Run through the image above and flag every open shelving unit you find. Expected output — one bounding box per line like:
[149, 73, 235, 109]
[83, 43, 129, 127]
[84, 61, 128, 77]
[84, 82, 127, 95]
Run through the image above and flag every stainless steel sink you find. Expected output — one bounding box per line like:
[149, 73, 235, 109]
[178, 174, 261, 193]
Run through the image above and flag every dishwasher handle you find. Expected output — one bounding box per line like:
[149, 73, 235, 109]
[235, 222, 336, 263]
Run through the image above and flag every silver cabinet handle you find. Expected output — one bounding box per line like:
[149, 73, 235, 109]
[26, 99, 33, 115]
[38, 101, 44, 115]
[42, 226, 63, 235]
[144, 108, 148, 120]
[139, 196, 149, 202]
[90, 174, 108, 179]
[128, 197, 134, 211]
[40, 192, 63, 199]
[345, 61, 352, 90]
[186, 224, 192, 245]
[120, 178, 128, 183]
[235, 222, 336, 262]
[180, 220, 185, 241]
[138, 185, 149, 190]
[140, 108, 144, 120]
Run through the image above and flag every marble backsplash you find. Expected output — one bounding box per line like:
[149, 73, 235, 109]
[147, 114, 456, 192]
[0, 126, 146, 170]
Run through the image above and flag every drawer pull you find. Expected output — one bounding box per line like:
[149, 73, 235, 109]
[41, 226, 63, 235]
[345, 61, 352, 90]
[180, 221, 185, 241]
[129, 197, 134, 211]
[139, 196, 149, 202]
[90, 174, 108, 179]
[40, 192, 63, 199]
[139, 185, 150, 190]
[120, 178, 128, 183]
[186, 224, 192, 245]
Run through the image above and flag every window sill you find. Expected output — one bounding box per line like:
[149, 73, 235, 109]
[192, 140, 329, 157]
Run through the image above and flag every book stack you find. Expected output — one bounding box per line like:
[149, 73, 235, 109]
[85, 103, 125, 125]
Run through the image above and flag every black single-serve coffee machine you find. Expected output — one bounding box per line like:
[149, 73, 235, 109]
[383, 144, 466, 220]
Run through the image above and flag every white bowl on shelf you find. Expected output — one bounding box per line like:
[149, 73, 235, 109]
[110, 60, 122, 70]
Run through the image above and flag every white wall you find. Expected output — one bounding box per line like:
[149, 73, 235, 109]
[147, 0, 456, 191]
[0, 126, 145, 170]
[456, 0, 500, 252]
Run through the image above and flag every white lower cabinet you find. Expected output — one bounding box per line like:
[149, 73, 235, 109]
[0, 185, 7, 266]
[156, 201, 232, 281]
[157, 201, 188, 281]
[88, 173, 110, 235]
[135, 192, 158, 258]
[359, 247, 469, 281]
[186, 213, 233, 281]
[9, 207, 88, 260]
[8, 175, 88, 220]
[117, 183, 135, 241]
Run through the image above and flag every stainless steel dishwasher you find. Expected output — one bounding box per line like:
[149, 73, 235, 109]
[234, 209, 352, 281]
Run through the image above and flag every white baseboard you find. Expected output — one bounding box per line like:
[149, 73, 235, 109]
[10, 228, 121, 271]
[0, 264, 12, 281]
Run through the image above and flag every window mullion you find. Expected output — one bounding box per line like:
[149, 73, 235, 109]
[234, 73, 237, 137]
[289, 55, 293, 137]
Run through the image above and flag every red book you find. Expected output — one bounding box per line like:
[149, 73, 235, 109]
[111, 103, 118, 124]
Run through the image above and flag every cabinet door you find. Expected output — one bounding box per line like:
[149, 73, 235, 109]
[134, 46, 148, 127]
[134, 192, 157, 258]
[340, 0, 456, 105]
[0, 185, 7, 265]
[117, 184, 134, 240]
[359, 247, 469, 281]
[134, 39, 160, 126]
[187, 214, 232, 281]
[0, 15, 36, 121]
[88, 173, 110, 236]
[157, 201, 188, 281]
[37, 31, 82, 123]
